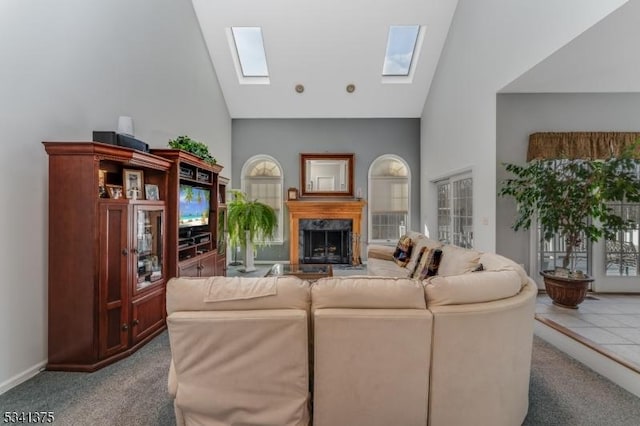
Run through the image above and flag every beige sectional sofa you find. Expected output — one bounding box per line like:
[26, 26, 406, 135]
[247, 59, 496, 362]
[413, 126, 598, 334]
[166, 237, 537, 426]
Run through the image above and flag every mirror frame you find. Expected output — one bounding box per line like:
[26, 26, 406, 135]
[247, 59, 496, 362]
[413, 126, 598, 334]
[300, 153, 354, 197]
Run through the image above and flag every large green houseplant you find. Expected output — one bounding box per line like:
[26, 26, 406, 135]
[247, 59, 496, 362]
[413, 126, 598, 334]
[499, 143, 640, 308]
[227, 189, 277, 272]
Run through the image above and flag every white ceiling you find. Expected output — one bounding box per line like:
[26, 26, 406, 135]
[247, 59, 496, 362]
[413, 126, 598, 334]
[502, 0, 640, 93]
[192, 0, 459, 119]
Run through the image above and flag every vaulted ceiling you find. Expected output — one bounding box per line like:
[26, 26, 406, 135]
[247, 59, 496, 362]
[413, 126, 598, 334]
[192, 0, 638, 119]
[192, 0, 459, 118]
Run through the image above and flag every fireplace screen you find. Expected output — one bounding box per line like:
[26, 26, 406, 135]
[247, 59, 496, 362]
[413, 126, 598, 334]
[299, 219, 352, 264]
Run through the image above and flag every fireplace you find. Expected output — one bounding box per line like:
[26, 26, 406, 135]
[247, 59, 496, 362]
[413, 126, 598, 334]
[300, 219, 352, 264]
[286, 200, 366, 265]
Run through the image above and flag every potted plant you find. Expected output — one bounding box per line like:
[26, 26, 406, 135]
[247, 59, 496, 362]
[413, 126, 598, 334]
[227, 189, 277, 272]
[168, 135, 217, 165]
[499, 143, 640, 308]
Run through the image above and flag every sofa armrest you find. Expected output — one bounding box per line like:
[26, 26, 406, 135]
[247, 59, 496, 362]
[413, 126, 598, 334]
[367, 244, 396, 261]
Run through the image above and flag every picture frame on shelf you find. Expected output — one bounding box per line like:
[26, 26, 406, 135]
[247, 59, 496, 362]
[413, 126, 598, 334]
[287, 187, 299, 200]
[123, 169, 144, 200]
[145, 184, 160, 201]
[106, 184, 124, 199]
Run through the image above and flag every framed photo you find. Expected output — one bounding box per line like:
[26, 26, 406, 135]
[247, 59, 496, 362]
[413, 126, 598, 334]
[145, 184, 160, 201]
[123, 169, 144, 200]
[106, 184, 124, 199]
[287, 187, 298, 200]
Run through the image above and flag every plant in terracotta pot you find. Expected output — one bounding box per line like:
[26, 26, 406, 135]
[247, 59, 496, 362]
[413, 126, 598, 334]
[499, 143, 640, 308]
[227, 189, 277, 272]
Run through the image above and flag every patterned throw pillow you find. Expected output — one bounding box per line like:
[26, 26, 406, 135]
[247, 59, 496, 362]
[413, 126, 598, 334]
[412, 247, 443, 280]
[393, 235, 413, 267]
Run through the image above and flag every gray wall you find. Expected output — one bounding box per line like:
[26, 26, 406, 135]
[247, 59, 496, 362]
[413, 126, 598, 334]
[232, 118, 421, 261]
[496, 93, 640, 274]
[0, 0, 231, 392]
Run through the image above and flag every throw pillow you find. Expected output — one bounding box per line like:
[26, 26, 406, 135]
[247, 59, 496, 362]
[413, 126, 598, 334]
[393, 235, 413, 267]
[412, 247, 443, 280]
[472, 263, 484, 272]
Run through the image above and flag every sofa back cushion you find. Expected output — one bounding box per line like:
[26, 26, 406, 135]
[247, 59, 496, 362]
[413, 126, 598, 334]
[166, 276, 310, 315]
[437, 244, 482, 276]
[424, 270, 522, 306]
[312, 276, 426, 310]
[479, 252, 529, 287]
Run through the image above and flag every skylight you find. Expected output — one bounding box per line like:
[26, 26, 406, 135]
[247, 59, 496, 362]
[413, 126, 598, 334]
[231, 27, 269, 77]
[382, 25, 420, 77]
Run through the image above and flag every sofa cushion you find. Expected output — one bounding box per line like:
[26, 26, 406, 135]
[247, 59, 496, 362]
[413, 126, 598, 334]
[166, 276, 310, 314]
[424, 270, 522, 306]
[312, 276, 426, 310]
[367, 244, 396, 261]
[412, 247, 443, 280]
[367, 258, 412, 278]
[479, 252, 529, 287]
[393, 235, 413, 267]
[405, 232, 443, 275]
[437, 244, 482, 276]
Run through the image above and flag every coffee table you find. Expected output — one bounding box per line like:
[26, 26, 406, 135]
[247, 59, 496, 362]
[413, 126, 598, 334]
[265, 263, 333, 281]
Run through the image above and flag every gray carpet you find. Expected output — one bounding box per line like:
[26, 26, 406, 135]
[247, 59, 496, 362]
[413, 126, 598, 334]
[2, 332, 640, 425]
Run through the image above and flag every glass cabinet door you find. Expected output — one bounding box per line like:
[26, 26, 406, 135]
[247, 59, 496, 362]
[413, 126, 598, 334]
[135, 205, 164, 291]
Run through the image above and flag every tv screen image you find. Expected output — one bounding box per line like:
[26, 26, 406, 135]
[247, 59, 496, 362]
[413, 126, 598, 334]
[179, 185, 210, 228]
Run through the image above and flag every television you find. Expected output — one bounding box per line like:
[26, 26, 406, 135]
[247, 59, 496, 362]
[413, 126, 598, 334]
[178, 185, 210, 228]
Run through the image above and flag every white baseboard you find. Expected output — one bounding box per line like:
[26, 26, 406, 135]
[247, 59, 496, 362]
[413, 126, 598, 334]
[534, 321, 640, 398]
[0, 361, 46, 396]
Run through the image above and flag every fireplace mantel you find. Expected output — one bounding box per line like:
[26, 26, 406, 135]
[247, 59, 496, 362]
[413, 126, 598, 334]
[286, 200, 366, 264]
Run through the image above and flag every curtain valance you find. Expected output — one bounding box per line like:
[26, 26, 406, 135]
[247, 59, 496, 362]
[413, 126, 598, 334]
[527, 132, 640, 161]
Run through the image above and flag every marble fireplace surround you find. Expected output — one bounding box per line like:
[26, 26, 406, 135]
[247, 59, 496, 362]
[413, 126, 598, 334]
[285, 200, 366, 265]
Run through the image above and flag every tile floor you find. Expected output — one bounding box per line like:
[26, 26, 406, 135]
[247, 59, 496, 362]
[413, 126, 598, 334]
[536, 294, 640, 369]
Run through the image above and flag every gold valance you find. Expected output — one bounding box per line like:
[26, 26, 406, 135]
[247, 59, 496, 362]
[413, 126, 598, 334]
[527, 132, 640, 161]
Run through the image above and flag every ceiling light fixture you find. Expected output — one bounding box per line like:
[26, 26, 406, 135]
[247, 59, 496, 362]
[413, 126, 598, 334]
[346, 84, 356, 93]
[295, 84, 304, 93]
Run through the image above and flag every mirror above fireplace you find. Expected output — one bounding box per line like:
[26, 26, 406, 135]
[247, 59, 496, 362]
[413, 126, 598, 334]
[300, 153, 354, 197]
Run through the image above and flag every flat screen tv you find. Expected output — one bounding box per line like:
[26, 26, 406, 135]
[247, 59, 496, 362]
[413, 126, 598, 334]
[179, 185, 210, 228]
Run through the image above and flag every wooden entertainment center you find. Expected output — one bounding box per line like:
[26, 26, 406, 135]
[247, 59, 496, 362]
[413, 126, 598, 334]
[44, 142, 227, 371]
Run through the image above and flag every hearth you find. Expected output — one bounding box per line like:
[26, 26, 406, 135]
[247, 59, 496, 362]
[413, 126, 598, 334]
[299, 219, 352, 264]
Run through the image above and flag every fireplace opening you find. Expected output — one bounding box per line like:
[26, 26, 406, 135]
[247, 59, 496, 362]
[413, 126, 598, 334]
[299, 219, 352, 264]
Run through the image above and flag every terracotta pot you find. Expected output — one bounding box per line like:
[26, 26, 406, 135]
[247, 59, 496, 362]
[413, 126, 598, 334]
[540, 270, 594, 309]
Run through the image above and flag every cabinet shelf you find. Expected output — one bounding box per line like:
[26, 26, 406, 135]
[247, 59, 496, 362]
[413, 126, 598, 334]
[150, 148, 226, 278]
[43, 142, 170, 372]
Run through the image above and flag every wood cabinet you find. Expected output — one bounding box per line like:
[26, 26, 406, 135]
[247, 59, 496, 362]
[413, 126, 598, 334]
[43, 142, 171, 371]
[178, 251, 217, 277]
[151, 149, 226, 277]
[216, 176, 229, 276]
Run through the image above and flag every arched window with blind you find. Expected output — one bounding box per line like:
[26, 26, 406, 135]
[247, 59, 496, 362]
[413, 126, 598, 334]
[240, 155, 284, 243]
[368, 155, 410, 243]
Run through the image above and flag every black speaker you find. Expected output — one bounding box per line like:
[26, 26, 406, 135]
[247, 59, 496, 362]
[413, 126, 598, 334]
[93, 131, 118, 145]
[117, 134, 149, 153]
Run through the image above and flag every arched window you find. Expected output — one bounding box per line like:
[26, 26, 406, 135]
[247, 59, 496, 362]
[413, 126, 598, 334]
[241, 155, 283, 243]
[368, 155, 410, 243]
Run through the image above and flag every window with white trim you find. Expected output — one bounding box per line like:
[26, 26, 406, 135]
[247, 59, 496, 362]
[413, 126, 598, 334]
[368, 155, 410, 243]
[605, 164, 639, 276]
[436, 173, 473, 248]
[241, 155, 283, 243]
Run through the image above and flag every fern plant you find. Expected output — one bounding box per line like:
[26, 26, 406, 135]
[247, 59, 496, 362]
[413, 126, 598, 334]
[168, 135, 217, 165]
[227, 189, 277, 250]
